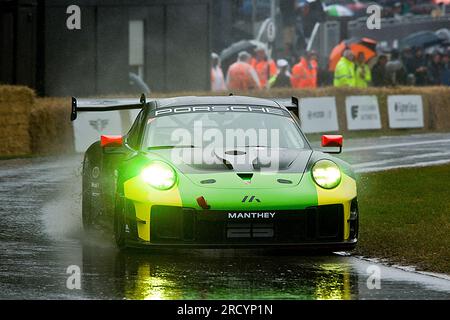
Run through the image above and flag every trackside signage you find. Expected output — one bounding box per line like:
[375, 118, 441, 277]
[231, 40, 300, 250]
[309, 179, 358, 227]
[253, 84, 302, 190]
[388, 95, 424, 129]
[345, 96, 381, 130]
[299, 97, 339, 133]
[73, 111, 123, 152]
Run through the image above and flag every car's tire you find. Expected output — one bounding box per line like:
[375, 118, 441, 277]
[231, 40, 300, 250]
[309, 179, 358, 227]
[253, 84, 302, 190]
[114, 195, 139, 250]
[82, 149, 102, 230]
[114, 195, 128, 249]
[349, 198, 359, 242]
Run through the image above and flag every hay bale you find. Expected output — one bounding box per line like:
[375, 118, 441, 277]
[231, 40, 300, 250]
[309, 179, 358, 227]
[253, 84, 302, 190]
[0, 114, 29, 126]
[30, 98, 74, 155]
[0, 86, 34, 156]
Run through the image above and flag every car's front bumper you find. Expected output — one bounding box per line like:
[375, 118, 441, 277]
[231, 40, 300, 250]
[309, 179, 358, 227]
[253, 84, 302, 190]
[123, 202, 359, 250]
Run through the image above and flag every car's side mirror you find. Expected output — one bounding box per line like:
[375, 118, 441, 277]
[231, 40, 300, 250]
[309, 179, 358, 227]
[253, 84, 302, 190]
[321, 135, 343, 154]
[101, 135, 123, 148]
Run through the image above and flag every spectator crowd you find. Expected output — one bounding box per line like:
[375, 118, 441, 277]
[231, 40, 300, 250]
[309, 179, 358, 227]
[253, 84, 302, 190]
[210, 0, 450, 92]
[210, 45, 450, 92]
[372, 47, 450, 87]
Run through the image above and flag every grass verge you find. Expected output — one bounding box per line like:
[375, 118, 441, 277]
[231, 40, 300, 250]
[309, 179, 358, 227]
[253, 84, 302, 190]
[356, 164, 450, 274]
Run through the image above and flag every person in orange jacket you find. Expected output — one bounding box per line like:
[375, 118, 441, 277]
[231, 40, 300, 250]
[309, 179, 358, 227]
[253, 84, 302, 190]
[226, 51, 261, 91]
[250, 46, 277, 89]
[290, 51, 318, 88]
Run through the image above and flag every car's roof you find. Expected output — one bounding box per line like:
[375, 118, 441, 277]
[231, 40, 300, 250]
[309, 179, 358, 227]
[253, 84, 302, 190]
[155, 95, 283, 109]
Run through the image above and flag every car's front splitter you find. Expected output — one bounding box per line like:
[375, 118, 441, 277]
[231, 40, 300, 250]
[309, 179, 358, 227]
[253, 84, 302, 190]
[121, 239, 358, 251]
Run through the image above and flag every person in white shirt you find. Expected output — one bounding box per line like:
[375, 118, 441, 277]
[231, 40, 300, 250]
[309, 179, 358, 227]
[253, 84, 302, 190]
[210, 53, 227, 91]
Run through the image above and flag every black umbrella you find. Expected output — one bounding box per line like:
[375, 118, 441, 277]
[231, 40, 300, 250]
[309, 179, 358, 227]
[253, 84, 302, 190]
[400, 31, 444, 49]
[219, 40, 267, 74]
[436, 28, 450, 43]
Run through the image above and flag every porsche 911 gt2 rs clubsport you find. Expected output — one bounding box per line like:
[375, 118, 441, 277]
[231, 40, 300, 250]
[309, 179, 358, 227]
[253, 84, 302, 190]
[71, 95, 358, 250]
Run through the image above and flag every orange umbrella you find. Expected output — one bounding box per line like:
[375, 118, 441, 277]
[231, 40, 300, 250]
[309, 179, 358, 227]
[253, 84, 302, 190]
[328, 38, 377, 71]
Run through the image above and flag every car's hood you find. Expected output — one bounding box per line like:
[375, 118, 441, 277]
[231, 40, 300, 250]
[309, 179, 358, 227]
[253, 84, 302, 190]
[145, 147, 313, 188]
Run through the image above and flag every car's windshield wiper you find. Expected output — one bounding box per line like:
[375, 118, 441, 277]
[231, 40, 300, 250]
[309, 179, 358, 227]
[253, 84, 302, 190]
[147, 145, 197, 150]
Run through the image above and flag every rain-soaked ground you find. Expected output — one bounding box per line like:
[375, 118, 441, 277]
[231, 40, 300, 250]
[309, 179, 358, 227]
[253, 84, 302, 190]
[1, 133, 450, 300]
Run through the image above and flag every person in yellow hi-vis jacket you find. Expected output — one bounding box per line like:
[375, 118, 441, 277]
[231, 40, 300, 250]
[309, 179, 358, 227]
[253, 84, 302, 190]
[333, 49, 356, 87]
[355, 52, 372, 88]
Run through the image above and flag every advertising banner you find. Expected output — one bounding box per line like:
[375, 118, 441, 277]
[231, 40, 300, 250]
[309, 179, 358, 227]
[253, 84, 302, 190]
[387, 95, 424, 129]
[345, 96, 381, 130]
[299, 97, 339, 133]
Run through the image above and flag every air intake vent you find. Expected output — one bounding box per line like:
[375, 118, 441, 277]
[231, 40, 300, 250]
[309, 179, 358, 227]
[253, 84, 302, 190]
[237, 173, 253, 183]
[277, 179, 293, 184]
[200, 179, 216, 184]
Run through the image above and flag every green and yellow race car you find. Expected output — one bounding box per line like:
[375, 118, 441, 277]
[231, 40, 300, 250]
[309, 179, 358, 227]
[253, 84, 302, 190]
[72, 95, 358, 250]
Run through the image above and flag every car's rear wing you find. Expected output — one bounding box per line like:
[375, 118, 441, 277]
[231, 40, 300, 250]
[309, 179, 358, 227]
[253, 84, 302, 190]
[70, 94, 299, 121]
[70, 94, 148, 121]
[273, 97, 299, 116]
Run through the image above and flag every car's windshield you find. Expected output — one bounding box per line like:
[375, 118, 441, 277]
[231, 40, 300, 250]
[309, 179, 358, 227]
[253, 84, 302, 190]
[142, 109, 308, 150]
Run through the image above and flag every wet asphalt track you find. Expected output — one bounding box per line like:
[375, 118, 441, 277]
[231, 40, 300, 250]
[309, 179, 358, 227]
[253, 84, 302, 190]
[0, 133, 450, 299]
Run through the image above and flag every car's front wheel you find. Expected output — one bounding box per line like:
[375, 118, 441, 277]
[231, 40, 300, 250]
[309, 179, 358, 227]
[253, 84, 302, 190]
[114, 195, 127, 249]
[82, 152, 102, 230]
[114, 195, 139, 249]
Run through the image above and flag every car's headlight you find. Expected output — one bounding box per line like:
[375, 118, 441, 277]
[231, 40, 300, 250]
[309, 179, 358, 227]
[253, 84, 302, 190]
[311, 159, 341, 189]
[140, 161, 177, 190]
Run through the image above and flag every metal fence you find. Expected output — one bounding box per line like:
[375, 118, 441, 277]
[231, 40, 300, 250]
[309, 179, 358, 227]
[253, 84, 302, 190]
[309, 21, 341, 68]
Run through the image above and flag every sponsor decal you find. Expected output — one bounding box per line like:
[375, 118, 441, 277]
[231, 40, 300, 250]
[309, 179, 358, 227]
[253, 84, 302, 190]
[91, 166, 100, 179]
[89, 119, 109, 132]
[242, 195, 261, 203]
[228, 212, 276, 219]
[151, 105, 289, 117]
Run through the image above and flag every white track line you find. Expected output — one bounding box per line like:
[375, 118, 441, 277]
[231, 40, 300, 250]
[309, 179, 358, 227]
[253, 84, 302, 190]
[355, 159, 450, 173]
[351, 256, 450, 292]
[345, 139, 450, 152]
[352, 151, 450, 169]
